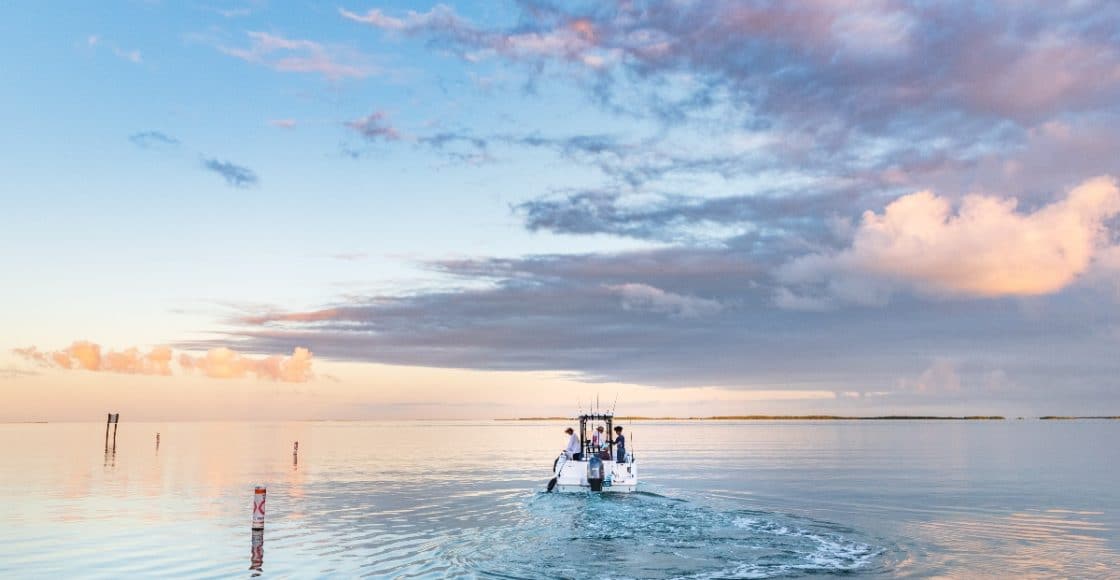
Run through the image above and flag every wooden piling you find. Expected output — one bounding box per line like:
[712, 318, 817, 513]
[104, 413, 119, 452]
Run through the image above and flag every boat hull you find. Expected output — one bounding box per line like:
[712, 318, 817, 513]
[555, 482, 637, 493]
[552, 456, 637, 493]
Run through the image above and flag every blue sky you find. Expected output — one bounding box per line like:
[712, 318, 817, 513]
[3, 1, 1120, 419]
[2, 1, 653, 341]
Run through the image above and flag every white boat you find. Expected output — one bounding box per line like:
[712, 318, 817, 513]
[548, 413, 637, 493]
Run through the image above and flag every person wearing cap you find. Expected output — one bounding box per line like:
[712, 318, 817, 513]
[563, 427, 583, 460]
[591, 425, 606, 451]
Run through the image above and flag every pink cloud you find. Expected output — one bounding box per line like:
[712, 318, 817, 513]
[777, 176, 1120, 304]
[346, 111, 402, 141]
[13, 342, 312, 382]
[339, 5, 467, 32]
[240, 308, 341, 325]
[342, 3, 1120, 124]
[341, 5, 613, 68]
[223, 31, 375, 80]
[13, 342, 172, 375]
[962, 36, 1120, 120]
[178, 347, 313, 382]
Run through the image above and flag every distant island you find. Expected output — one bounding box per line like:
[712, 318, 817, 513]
[503, 415, 1009, 421]
[1039, 416, 1120, 420]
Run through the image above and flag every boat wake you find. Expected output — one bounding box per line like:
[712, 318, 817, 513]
[441, 491, 884, 579]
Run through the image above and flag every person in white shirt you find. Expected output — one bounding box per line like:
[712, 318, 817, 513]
[563, 427, 583, 460]
[591, 425, 606, 453]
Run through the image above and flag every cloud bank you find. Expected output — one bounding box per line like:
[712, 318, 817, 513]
[345, 2, 1120, 130]
[14, 342, 172, 375]
[14, 342, 313, 382]
[193, 174, 1120, 411]
[75, 2, 1120, 412]
[346, 0, 1120, 248]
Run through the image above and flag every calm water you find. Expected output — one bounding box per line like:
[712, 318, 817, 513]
[0, 420, 1117, 578]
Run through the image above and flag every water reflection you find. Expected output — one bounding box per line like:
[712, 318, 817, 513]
[0, 420, 1115, 577]
[103, 414, 119, 468]
[103, 413, 119, 450]
[911, 509, 1118, 577]
[249, 529, 264, 575]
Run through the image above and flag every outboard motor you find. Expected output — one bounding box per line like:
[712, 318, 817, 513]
[587, 454, 604, 491]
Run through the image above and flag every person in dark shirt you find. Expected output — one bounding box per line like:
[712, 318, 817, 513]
[612, 426, 627, 462]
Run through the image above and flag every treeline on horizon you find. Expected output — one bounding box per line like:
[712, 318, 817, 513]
[1038, 416, 1120, 420]
[507, 415, 1120, 421]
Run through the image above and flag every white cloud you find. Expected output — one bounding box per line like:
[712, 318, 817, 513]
[607, 283, 723, 318]
[112, 47, 142, 63]
[899, 359, 962, 394]
[222, 31, 375, 80]
[777, 176, 1120, 305]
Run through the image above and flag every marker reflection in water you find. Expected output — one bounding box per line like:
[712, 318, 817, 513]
[249, 529, 264, 575]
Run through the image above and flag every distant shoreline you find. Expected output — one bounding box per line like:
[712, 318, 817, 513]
[4, 416, 1119, 424]
[1039, 416, 1120, 420]
[501, 415, 1119, 421]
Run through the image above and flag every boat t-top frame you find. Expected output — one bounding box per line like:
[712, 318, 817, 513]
[578, 413, 614, 458]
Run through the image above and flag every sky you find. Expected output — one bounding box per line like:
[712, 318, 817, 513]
[2, 0, 1120, 420]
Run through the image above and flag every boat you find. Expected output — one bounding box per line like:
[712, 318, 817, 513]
[548, 412, 637, 493]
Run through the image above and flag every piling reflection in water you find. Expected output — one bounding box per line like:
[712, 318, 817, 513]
[249, 529, 264, 574]
[103, 413, 119, 468]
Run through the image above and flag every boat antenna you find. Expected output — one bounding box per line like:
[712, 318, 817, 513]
[610, 392, 618, 415]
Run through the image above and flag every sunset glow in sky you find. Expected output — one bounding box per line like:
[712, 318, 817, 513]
[3, 1, 1120, 420]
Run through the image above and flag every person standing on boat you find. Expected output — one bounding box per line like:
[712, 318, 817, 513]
[591, 425, 606, 452]
[612, 426, 627, 463]
[563, 427, 583, 460]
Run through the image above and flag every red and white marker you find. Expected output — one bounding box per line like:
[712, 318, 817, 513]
[252, 486, 266, 530]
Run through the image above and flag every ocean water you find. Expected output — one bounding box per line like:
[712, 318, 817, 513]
[0, 420, 1116, 578]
